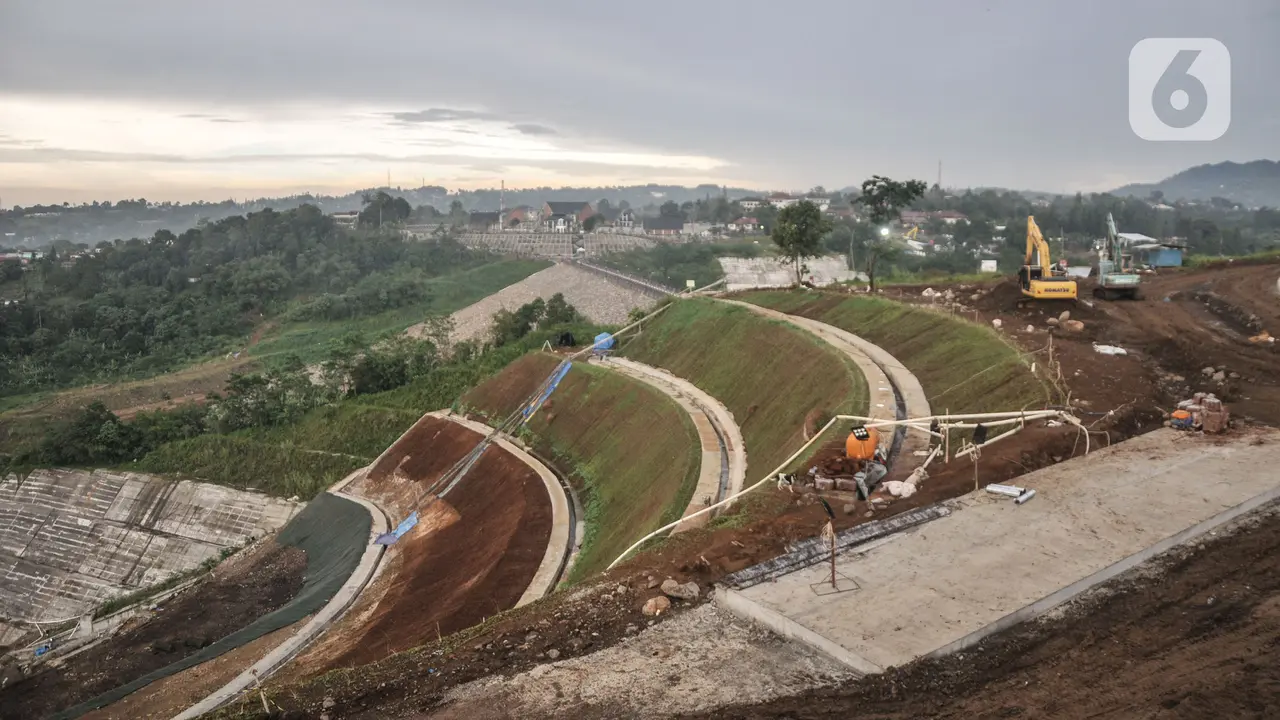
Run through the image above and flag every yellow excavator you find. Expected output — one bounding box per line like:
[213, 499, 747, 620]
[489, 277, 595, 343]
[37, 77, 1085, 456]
[1018, 216, 1077, 301]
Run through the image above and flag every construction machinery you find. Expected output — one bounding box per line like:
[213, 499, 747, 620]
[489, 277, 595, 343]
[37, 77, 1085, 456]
[1018, 216, 1078, 302]
[1093, 213, 1143, 300]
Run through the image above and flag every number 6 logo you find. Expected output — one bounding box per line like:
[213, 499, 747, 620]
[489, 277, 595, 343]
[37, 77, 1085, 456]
[1129, 38, 1230, 141]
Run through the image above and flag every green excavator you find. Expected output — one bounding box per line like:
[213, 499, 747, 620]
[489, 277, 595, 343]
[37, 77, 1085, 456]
[1094, 213, 1142, 300]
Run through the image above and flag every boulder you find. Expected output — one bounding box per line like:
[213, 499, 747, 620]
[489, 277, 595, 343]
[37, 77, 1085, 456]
[992, 318, 1003, 329]
[660, 578, 700, 601]
[642, 596, 671, 616]
[1046, 317, 1060, 326]
[1063, 320, 1085, 332]
[1059, 310, 1071, 322]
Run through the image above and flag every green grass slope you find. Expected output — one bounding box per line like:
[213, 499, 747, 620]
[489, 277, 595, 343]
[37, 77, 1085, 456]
[743, 291, 1049, 413]
[251, 258, 551, 362]
[464, 353, 701, 582]
[620, 297, 868, 479]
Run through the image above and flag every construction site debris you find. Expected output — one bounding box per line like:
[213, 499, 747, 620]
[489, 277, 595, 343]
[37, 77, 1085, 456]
[1015, 489, 1037, 504]
[992, 318, 1003, 328]
[1172, 392, 1231, 433]
[985, 484, 1025, 498]
[1249, 330, 1275, 344]
[660, 579, 700, 601]
[1093, 344, 1128, 356]
[641, 596, 671, 617]
[885, 481, 917, 499]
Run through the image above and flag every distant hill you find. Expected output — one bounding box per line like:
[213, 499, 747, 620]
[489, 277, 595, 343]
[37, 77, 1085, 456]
[1112, 160, 1280, 208]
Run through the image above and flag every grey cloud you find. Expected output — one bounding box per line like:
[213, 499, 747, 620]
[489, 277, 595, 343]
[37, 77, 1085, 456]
[389, 108, 500, 124]
[511, 123, 557, 136]
[1, 1, 1277, 191]
[178, 112, 242, 122]
[0, 146, 716, 179]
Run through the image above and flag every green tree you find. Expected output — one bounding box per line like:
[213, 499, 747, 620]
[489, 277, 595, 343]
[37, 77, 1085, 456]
[853, 175, 928, 290]
[771, 201, 832, 284]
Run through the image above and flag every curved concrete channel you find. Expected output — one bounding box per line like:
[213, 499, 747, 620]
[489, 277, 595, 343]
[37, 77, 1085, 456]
[715, 297, 932, 460]
[173, 487, 389, 720]
[174, 410, 574, 718]
[430, 411, 575, 602]
[588, 356, 748, 531]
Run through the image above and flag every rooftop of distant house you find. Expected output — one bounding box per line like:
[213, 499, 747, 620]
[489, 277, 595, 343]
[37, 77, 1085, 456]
[643, 216, 685, 231]
[545, 201, 592, 215]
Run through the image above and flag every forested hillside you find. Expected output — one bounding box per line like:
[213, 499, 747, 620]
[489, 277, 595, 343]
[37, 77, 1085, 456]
[0, 204, 497, 396]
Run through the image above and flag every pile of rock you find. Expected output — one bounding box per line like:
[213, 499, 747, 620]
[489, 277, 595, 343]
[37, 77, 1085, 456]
[641, 577, 701, 617]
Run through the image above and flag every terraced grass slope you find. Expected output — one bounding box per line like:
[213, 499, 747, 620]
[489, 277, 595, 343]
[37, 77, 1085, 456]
[465, 353, 700, 582]
[743, 291, 1049, 413]
[621, 298, 868, 479]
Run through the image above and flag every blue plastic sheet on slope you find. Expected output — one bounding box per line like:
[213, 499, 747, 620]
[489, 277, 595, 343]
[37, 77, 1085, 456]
[375, 510, 419, 545]
[524, 360, 571, 421]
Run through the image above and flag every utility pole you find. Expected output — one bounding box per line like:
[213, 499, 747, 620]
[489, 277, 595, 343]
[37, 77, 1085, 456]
[937, 160, 942, 190]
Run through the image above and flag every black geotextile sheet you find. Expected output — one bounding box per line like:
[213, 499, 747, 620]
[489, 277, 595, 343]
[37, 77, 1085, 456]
[54, 492, 371, 719]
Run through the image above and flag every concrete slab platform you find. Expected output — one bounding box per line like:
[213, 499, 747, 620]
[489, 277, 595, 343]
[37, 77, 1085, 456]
[730, 428, 1280, 671]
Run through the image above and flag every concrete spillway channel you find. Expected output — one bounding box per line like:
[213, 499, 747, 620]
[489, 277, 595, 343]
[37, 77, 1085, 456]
[715, 297, 933, 463]
[431, 411, 578, 598]
[589, 356, 748, 530]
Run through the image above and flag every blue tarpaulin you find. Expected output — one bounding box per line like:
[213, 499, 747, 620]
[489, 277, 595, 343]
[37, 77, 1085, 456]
[375, 510, 419, 545]
[592, 332, 615, 353]
[524, 360, 571, 421]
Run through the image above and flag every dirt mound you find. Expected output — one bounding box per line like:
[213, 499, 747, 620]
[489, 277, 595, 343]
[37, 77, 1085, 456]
[0, 542, 305, 720]
[317, 415, 552, 671]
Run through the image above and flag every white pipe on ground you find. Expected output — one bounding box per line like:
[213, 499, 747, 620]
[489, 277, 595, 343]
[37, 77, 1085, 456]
[606, 409, 1079, 569]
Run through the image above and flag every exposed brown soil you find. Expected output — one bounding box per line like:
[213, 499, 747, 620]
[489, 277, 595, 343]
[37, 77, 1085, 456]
[81, 619, 308, 720]
[685, 503, 1280, 720]
[315, 415, 553, 671]
[0, 541, 306, 720]
[884, 260, 1280, 428]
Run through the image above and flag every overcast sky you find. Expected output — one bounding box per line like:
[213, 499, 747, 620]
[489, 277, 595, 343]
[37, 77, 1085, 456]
[2, 0, 1278, 205]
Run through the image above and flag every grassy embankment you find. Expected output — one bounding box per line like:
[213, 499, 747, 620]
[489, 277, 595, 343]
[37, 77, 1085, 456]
[743, 291, 1049, 413]
[464, 353, 701, 583]
[621, 297, 869, 479]
[250, 259, 550, 363]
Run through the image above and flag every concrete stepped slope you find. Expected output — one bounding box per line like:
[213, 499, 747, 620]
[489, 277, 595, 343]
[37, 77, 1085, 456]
[410, 262, 663, 345]
[0, 469, 301, 645]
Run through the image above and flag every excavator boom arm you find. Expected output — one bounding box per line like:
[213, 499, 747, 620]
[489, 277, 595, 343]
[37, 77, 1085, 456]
[1025, 216, 1054, 273]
